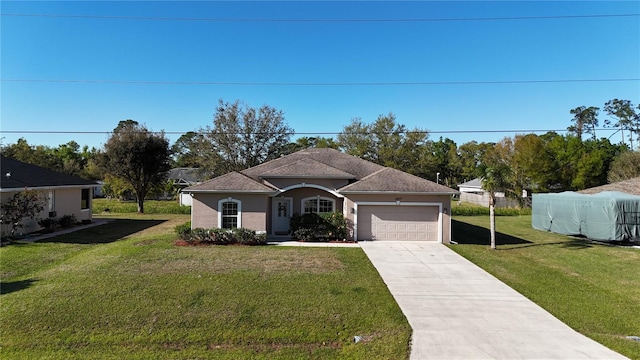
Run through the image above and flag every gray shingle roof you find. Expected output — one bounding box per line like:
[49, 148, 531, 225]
[339, 167, 459, 194]
[242, 148, 384, 181]
[167, 167, 210, 184]
[458, 177, 482, 189]
[578, 177, 640, 196]
[188, 148, 458, 195]
[0, 156, 96, 190]
[184, 171, 275, 193]
[259, 159, 355, 179]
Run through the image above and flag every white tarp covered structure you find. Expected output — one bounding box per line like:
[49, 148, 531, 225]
[532, 191, 640, 241]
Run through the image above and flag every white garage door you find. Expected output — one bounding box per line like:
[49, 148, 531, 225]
[357, 205, 439, 241]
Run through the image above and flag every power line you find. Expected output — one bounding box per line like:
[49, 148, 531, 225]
[0, 129, 614, 136]
[2, 12, 638, 23]
[3, 78, 638, 86]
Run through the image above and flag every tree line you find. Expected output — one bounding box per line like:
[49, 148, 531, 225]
[2, 98, 639, 213]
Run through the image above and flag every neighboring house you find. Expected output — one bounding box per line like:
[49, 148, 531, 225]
[457, 177, 525, 208]
[457, 178, 484, 194]
[93, 180, 105, 198]
[183, 148, 458, 243]
[167, 167, 210, 206]
[0, 156, 96, 235]
[578, 177, 640, 196]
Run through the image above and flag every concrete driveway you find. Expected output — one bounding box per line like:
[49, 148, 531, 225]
[360, 241, 627, 360]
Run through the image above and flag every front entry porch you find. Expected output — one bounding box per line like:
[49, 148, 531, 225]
[269, 184, 345, 237]
[272, 197, 293, 235]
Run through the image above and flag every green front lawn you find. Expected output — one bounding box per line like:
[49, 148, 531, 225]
[0, 214, 411, 359]
[450, 215, 640, 359]
[5, 211, 637, 358]
[92, 198, 191, 214]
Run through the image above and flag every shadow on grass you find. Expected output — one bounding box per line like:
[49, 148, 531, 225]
[39, 219, 166, 244]
[1, 278, 37, 295]
[452, 219, 532, 246]
[452, 220, 593, 250]
[499, 238, 593, 250]
[560, 238, 593, 249]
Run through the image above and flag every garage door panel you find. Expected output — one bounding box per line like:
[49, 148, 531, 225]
[358, 205, 439, 241]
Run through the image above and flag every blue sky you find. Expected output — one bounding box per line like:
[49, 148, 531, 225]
[2, 1, 639, 150]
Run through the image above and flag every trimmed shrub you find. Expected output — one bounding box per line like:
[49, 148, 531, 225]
[289, 213, 321, 234]
[292, 228, 316, 242]
[254, 232, 267, 245]
[174, 222, 192, 241]
[231, 228, 255, 244]
[175, 225, 266, 246]
[231, 228, 267, 245]
[38, 218, 58, 233]
[289, 211, 348, 242]
[190, 228, 210, 243]
[319, 212, 348, 239]
[58, 214, 77, 228]
[208, 228, 233, 244]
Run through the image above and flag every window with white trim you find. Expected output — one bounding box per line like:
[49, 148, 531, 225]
[302, 196, 335, 214]
[218, 198, 241, 229]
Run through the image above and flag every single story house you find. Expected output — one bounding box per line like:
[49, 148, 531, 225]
[457, 178, 484, 194]
[93, 180, 106, 198]
[1, 156, 96, 235]
[167, 167, 210, 206]
[457, 177, 527, 208]
[182, 148, 458, 243]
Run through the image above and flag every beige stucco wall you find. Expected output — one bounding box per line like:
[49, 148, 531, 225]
[189, 189, 452, 243]
[343, 193, 453, 244]
[0, 187, 93, 236]
[53, 188, 93, 223]
[191, 193, 269, 231]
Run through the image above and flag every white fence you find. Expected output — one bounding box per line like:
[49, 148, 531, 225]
[459, 192, 524, 209]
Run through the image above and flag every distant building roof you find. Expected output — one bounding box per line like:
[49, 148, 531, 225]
[458, 178, 485, 194]
[1, 156, 96, 191]
[578, 177, 640, 196]
[458, 178, 483, 189]
[167, 167, 210, 185]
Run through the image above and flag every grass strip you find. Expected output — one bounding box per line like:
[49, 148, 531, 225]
[450, 215, 640, 359]
[0, 214, 411, 359]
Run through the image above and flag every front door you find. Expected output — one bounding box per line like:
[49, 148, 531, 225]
[272, 198, 292, 235]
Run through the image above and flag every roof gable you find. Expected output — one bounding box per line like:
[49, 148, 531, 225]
[167, 167, 210, 184]
[242, 148, 384, 181]
[184, 171, 275, 193]
[339, 167, 459, 194]
[1, 156, 96, 190]
[259, 159, 355, 179]
[458, 178, 482, 189]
